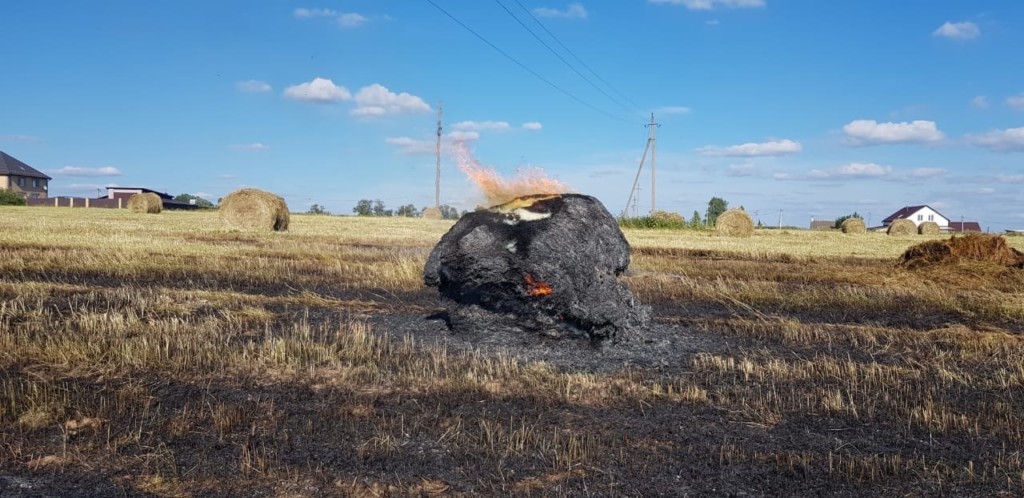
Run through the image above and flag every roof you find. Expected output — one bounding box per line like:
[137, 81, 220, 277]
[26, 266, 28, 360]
[948, 222, 982, 232]
[107, 187, 173, 200]
[0, 151, 52, 180]
[882, 205, 948, 224]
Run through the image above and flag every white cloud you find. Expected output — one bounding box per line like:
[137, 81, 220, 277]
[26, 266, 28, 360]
[910, 167, 947, 179]
[807, 163, 892, 179]
[339, 13, 368, 28]
[842, 119, 945, 146]
[697, 139, 801, 157]
[284, 77, 351, 103]
[295, 8, 369, 28]
[655, 106, 692, 115]
[970, 96, 989, 109]
[236, 80, 271, 93]
[351, 84, 431, 116]
[452, 120, 511, 132]
[1006, 93, 1024, 111]
[0, 134, 43, 143]
[967, 127, 1024, 152]
[53, 166, 122, 177]
[386, 137, 434, 155]
[532, 3, 588, 19]
[933, 21, 980, 40]
[447, 130, 480, 142]
[522, 122, 543, 131]
[648, 0, 765, 10]
[229, 143, 270, 152]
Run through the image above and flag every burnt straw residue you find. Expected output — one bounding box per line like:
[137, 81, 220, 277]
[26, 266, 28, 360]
[423, 193, 651, 342]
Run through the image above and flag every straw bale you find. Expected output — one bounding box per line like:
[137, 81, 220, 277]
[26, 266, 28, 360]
[219, 188, 289, 231]
[715, 209, 754, 237]
[886, 219, 916, 236]
[841, 217, 867, 234]
[918, 221, 941, 235]
[127, 193, 162, 214]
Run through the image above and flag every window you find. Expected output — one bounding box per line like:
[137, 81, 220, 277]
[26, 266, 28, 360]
[32, 179, 38, 188]
[928, 214, 933, 221]
[17, 177, 25, 187]
[917, 214, 923, 221]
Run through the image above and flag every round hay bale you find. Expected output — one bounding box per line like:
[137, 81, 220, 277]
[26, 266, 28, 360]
[918, 221, 941, 235]
[650, 210, 685, 228]
[219, 188, 289, 231]
[127, 192, 162, 214]
[840, 217, 867, 234]
[715, 209, 754, 237]
[886, 219, 916, 236]
[422, 207, 443, 220]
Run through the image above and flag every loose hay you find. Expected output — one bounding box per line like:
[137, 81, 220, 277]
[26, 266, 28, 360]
[127, 193, 162, 214]
[886, 219, 916, 236]
[422, 207, 443, 220]
[898, 233, 1024, 269]
[841, 217, 867, 234]
[715, 209, 754, 237]
[219, 188, 289, 231]
[918, 221, 941, 235]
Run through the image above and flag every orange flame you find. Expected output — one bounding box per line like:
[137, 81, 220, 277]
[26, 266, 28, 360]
[451, 141, 568, 206]
[524, 273, 553, 297]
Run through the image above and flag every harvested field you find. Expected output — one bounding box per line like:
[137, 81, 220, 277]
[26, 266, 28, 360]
[2, 206, 1024, 496]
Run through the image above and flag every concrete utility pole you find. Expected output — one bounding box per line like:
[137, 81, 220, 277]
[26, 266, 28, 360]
[435, 102, 443, 209]
[623, 113, 660, 217]
[647, 113, 660, 214]
[778, 209, 783, 229]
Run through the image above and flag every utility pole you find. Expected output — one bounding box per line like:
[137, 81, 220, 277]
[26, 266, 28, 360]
[778, 209, 783, 229]
[435, 102, 443, 209]
[647, 113, 660, 214]
[623, 113, 660, 217]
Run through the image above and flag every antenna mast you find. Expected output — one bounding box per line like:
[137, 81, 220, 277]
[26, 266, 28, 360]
[435, 102, 443, 209]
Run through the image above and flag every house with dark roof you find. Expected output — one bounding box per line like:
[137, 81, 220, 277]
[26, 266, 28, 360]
[104, 187, 198, 210]
[0, 151, 51, 199]
[881, 205, 949, 230]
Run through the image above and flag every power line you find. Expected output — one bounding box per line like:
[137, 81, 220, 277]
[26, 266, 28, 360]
[494, 0, 644, 120]
[511, 0, 648, 115]
[423, 0, 632, 123]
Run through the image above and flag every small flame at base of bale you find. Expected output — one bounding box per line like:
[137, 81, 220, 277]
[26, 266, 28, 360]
[127, 192, 162, 214]
[219, 188, 290, 232]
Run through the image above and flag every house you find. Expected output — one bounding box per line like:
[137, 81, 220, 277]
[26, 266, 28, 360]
[0, 151, 51, 199]
[881, 205, 949, 229]
[948, 221, 982, 233]
[809, 219, 835, 231]
[105, 187, 197, 210]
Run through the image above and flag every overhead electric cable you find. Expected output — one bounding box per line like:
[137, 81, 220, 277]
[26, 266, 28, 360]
[494, 0, 644, 120]
[423, 0, 631, 123]
[511, 0, 648, 115]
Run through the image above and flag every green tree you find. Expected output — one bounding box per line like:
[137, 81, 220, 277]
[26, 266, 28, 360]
[439, 205, 460, 220]
[307, 203, 330, 215]
[689, 210, 702, 229]
[834, 212, 862, 229]
[372, 200, 393, 217]
[352, 199, 373, 216]
[705, 197, 728, 226]
[396, 204, 418, 217]
[174, 193, 214, 208]
[0, 189, 27, 206]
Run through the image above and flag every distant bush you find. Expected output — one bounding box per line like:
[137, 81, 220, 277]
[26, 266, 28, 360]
[0, 189, 27, 206]
[619, 211, 689, 230]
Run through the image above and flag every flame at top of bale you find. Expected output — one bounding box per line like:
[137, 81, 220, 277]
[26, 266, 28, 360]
[451, 142, 568, 207]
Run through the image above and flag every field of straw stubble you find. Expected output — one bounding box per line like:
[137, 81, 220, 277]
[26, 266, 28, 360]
[2, 206, 1024, 496]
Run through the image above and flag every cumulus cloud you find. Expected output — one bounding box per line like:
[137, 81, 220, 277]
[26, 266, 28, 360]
[295, 8, 369, 28]
[532, 3, 588, 19]
[1006, 93, 1024, 111]
[386, 137, 434, 155]
[842, 120, 945, 146]
[229, 143, 269, 152]
[53, 166, 122, 177]
[236, 80, 272, 93]
[966, 127, 1024, 152]
[452, 121, 511, 132]
[339, 13, 368, 28]
[351, 84, 431, 116]
[522, 122, 543, 131]
[284, 77, 351, 103]
[648, 0, 765, 10]
[807, 163, 892, 179]
[294, 8, 337, 18]
[933, 21, 980, 40]
[970, 96, 989, 109]
[697, 139, 802, 157]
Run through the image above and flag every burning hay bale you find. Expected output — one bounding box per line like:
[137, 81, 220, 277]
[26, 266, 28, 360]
[898, 233, 1024, 269]
[422, 207, 443, 220]
[715, 209, 754, 237]
[219, 188, 289, 231]
[918, 221, 941, 235]
[424, 193, 651, 343]
[887, 219, 916, 236]
[841, 217, 867, 234]
[127, 193, 162, 214]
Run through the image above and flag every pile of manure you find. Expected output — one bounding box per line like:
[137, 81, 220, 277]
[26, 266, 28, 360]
[887, 219, 916, 236]
[127, 193, 162, 214]
[898, 233, 1024, 269]
[714, 209, 754, 237]
[841, 217, 867, 234]
[219, 188, 289, 231]
[918, 221, 941, 235]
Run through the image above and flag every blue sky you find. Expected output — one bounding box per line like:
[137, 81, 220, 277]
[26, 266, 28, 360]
[2, 1, 1023, 230]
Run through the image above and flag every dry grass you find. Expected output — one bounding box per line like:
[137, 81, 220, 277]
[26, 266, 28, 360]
[219, 188, 290, 231]
[1, 206, 1024, 495]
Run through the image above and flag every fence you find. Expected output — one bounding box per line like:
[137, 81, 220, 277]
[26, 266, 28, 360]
[26, 197, 124, 209]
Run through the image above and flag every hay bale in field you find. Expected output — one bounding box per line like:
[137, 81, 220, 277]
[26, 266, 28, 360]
[422, 207, 443, 220]
[918, 221, 941, 235]
[650, 210, 686, 228]
[219, 188, 289, 231]
[127, 192, 162, 214]
[715, 209, 754, 237]
[886, 219, 916, 236]
[840, 217, 867, 234]
[898, 233, 1024, 269]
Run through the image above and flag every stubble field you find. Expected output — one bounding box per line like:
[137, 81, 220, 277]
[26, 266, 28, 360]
[1, 206, 1023, 496]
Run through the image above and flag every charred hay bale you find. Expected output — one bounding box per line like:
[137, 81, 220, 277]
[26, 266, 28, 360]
[887, 219, 916, 236]
[127, 193, 162, 214]
[422, 207, 443, 220]
[918, 221, 941, 235]
[219, 188, 289, 231]
[899, 233, 1024, 269]
[423, 193, 650, 342]
[715, 209, 754, 237]
[841, 217, 867, 234]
